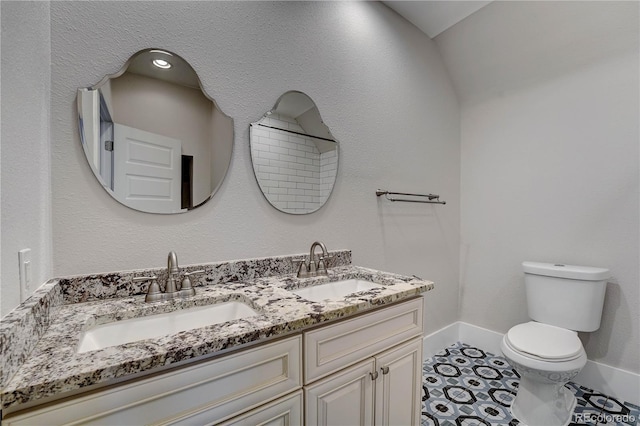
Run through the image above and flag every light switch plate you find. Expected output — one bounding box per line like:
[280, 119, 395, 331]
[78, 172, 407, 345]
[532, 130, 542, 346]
[19, 248, 32, 302]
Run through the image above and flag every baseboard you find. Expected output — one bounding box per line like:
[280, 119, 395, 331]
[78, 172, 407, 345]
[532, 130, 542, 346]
[457, 322, 504, 356]
[423, 321, 640, 405]
[422, 322, 459, 358]
[575, 359, 640, 407]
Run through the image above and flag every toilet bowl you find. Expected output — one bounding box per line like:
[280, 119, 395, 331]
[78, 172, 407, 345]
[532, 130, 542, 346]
[501, 262, 609, 426]
[501, 321, 587, 426]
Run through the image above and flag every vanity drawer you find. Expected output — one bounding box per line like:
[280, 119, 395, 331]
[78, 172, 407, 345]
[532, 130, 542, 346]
[3, 335, 302, 426]
[303, 298, 423, 384]
[218, 390, 303, 426]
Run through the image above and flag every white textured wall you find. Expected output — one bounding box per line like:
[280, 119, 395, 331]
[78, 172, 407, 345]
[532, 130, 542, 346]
[0, 1, 53, 317]
[49, 1, 460, 334]
[438, 2, 640, 373]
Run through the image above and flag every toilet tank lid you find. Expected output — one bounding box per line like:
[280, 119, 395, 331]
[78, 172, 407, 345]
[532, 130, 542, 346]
[522, 261, 609, 281]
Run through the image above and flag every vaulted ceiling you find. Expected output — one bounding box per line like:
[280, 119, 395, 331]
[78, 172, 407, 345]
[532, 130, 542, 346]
[382, 1, 492, 38]
[383, 1, 639, 104]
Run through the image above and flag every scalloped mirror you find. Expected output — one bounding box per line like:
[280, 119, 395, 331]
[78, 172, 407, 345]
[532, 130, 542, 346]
[250, 91, 338, 214]
[77, 49, 233, 214]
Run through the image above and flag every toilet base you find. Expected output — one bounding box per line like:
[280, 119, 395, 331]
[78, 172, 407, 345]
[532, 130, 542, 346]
[511, 376, 576, 426]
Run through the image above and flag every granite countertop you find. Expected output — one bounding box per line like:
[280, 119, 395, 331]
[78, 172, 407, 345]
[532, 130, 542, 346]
[1, 262, 433, 411]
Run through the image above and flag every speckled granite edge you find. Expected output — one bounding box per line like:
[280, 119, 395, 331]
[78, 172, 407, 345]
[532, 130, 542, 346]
[58, 250, 351, 304]
[1, 265, 433, 411]
[0, 250, 351, 394]
[0, 280, 64, 391]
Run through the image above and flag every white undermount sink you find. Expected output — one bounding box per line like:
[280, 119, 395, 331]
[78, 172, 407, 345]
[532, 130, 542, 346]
[291, 279, 384, 302]
[77, 301, 258, 353]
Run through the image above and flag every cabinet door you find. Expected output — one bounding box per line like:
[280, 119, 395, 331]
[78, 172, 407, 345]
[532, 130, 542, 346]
[374, 338, 423, 426]
[219, 390, 303, 426]
[305, 359, 376, 426]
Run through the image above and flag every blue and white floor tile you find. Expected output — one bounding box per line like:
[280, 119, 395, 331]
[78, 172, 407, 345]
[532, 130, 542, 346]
[422, 342, 640, 426]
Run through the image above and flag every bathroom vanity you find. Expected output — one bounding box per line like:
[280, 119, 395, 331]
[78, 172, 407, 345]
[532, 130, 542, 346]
[0, 250, 432, 425]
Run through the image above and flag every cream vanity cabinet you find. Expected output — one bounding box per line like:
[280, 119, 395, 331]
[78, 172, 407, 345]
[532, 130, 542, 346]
[2, 336, 303, 426]
[304, 298, 424, 426]
[4, 298, 423, 425]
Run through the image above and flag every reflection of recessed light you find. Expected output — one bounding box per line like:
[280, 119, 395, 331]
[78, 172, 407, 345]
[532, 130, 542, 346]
[153, 59, 172, 69]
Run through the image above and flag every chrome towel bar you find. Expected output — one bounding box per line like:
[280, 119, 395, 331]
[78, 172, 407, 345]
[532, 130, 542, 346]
[376, 189, 446, 205]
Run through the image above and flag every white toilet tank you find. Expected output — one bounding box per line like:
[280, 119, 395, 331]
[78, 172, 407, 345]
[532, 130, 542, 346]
[522, 261, 609, 332]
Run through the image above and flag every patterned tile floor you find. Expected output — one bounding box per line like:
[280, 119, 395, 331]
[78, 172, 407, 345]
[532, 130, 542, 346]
[421, 342, 640, 426]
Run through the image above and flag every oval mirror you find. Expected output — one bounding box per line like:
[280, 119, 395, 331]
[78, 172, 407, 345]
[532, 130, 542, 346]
[77, 49, 233, 214]
[250, 91, 338, 214]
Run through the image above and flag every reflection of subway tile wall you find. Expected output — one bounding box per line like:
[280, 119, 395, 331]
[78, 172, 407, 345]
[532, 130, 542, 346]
[251, 113, 336, 214]
[320, 149, 337, 201]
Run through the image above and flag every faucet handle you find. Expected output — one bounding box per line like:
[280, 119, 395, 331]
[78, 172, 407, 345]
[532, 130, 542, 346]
[133, 276, 164, 302]
[180, 270, 204, 297]
[298, 263, 310, 278]
[316, 257, 328, 275]
[182, 270, 205, 287]
[292, 257, 307, 277]
[133, 275, 158, 283]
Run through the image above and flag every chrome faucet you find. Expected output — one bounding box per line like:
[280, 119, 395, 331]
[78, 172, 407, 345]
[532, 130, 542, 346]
[133, 251, 204, 302]
[297, 241, 330, 278]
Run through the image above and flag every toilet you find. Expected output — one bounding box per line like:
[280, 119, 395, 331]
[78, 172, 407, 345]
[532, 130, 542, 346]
[501, 261, 609, 426]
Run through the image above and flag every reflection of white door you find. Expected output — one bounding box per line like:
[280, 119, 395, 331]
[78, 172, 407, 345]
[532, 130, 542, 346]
[113, 123, 183, 213]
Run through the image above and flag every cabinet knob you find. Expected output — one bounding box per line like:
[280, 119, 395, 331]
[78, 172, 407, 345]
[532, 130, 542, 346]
[381, 366, 390, 375]
[369, 371, 379, 380]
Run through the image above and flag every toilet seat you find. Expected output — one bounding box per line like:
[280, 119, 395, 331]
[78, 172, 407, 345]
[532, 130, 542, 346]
[505, 321, 583, 362]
